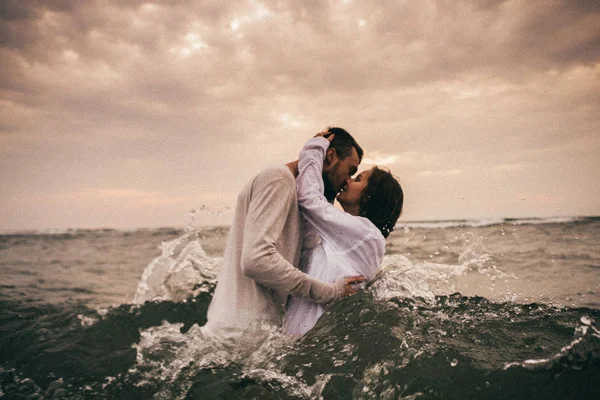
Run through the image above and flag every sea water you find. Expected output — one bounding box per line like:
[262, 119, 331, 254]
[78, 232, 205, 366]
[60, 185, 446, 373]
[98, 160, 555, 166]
[1, 217, 599, 398]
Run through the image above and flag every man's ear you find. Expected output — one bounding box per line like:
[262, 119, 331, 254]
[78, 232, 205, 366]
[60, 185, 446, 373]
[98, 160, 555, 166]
[325, 148, 337, 165]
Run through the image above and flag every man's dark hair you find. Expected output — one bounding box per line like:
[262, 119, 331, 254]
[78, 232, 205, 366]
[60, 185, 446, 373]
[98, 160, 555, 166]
[359, 167, 404, 238]
[327, 127, 363, 162]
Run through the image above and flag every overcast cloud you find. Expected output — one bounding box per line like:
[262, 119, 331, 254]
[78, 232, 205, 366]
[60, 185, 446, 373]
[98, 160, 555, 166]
[1, 0, 599, 229]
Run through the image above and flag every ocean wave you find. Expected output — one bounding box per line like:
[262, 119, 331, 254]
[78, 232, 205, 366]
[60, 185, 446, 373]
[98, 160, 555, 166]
[399, 216, 591, 229]
[0, 227, 182, 237]
[503, 315, 600, 372]
[399, 217, 505, 229]
[506, 216, 587, 226]
[2, 292, 599, 399]
[1, 216, 596, 237]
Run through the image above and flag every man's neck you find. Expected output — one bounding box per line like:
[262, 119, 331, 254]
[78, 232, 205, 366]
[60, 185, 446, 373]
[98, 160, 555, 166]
[288, 159, 337, 204]
[286, 160, 299, 178]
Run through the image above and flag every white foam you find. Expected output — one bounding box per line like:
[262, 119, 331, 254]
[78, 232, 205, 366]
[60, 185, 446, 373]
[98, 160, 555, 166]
[399, 218, 505, 229]
[398, 216, 585, 230]
[370, 235, 514, 302]
[77, 314, 98, 328]
[132, 320, 300, 394]
[509, 216, 584, 225]
[132, 232, 222, 304]
[132, 321, 232, 387]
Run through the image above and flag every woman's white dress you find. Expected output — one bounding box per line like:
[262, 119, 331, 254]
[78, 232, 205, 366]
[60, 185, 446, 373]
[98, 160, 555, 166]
[286, 137, 385, 335]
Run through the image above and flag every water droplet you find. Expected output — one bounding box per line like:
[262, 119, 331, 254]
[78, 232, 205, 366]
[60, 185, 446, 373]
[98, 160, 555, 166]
[333, 359, 346, 367]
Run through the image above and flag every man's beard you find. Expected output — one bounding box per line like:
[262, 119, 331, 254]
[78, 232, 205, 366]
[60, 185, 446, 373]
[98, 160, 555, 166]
[322, 171, 337, 202]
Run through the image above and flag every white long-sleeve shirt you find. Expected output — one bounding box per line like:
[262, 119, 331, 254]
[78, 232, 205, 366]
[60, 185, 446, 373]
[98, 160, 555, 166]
[286, 137, 385, 335]
[204, 165, 347, 346]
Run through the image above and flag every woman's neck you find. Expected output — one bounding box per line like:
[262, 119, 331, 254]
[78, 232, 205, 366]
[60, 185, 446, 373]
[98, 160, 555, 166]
[340, 202, 360, 216]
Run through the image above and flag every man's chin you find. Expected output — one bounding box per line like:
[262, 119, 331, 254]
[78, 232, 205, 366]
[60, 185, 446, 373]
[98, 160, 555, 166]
[324, 189, 338, 202]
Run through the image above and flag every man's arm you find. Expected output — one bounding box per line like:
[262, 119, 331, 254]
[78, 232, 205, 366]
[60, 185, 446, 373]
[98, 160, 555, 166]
[240, 170, 350, 304]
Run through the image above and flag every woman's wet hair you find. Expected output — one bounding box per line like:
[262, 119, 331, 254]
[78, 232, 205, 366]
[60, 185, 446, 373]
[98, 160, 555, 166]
[359, 167, 404, 238]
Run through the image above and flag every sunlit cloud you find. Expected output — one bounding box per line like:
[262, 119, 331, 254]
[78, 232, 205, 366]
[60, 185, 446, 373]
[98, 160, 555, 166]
[362, 152, 400, 166]
[229, 1, 272, 33]
[419, 169, 464, 177]
[492, 163, 524, 172]
[62, 49, 80, 62]
[44, 189, 192, 206]
[170, 32, 208, 57]
[0, 0, 598, 228]
[278, 113, 304, 129]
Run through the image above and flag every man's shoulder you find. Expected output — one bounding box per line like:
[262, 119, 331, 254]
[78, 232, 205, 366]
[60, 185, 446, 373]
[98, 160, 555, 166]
[254, 165, 295, 188]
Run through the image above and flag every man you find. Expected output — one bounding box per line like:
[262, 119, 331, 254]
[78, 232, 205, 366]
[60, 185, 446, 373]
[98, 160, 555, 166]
[203, 127, 365, 346]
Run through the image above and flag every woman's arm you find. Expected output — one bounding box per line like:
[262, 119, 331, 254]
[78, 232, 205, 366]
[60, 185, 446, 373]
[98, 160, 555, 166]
[297, 137, 381, 253]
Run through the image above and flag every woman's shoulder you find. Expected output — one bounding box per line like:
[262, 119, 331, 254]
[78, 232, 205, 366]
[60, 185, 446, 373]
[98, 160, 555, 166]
[352, 215, 386, 239]
[322, 215, 385, 254]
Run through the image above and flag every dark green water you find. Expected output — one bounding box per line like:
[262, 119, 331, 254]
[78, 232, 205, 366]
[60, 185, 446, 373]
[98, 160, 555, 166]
[1, 218, 599, 398]
[1, 291, 599, 399]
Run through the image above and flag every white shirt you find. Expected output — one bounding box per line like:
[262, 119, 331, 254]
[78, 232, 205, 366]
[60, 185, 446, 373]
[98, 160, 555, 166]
[286, 137, 385, 336]
[205, 165, 346, 346]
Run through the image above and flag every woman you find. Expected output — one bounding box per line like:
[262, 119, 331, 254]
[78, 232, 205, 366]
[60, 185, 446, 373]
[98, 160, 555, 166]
[286, 132, 404, 335]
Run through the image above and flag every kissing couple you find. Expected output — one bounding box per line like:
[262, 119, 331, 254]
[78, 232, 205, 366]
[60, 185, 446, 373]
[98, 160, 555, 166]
[203, 127, 404, 346]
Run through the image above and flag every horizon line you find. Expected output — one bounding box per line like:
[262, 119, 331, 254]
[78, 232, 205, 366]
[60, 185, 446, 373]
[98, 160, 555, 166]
[0, 215, 597, 234]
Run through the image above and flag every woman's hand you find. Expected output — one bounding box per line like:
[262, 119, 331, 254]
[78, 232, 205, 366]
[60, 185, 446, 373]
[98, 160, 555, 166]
[323, 275, 367, 305]
[315, 131, 335, 142]
[341, 275, 366, 297]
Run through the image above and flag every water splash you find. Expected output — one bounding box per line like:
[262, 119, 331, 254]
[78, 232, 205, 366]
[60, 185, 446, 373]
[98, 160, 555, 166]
[130, 319, 311, 399]
[369, 234, 515, 303]
[369, 254, 438, 302]
[188, 205, 231, 230]
[133, 232, 222, 304]
[77, 314, 98, 328]
[133, 322, 230, 384]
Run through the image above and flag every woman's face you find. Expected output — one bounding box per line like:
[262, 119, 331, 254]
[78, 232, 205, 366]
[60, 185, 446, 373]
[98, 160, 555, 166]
[336, 168, 373, 208]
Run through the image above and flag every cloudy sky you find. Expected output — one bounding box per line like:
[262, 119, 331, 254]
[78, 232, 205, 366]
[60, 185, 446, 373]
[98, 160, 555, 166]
[1, 0, 599, 230]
